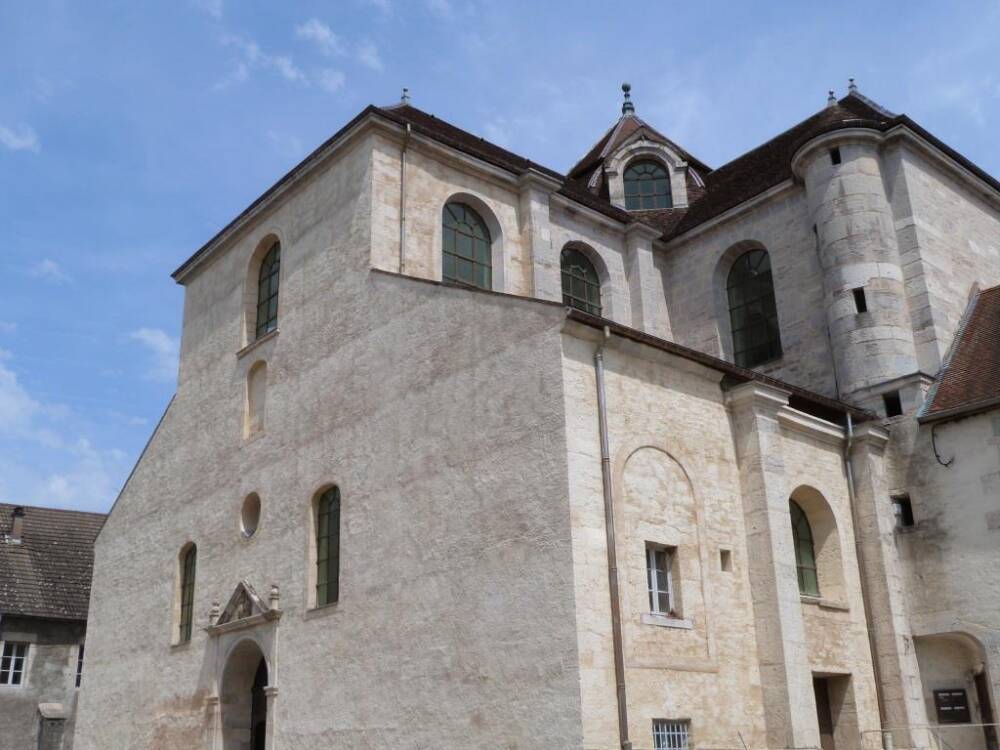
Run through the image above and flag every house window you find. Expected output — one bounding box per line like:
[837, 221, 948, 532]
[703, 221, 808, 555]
[790, 500, 819, 596]
[830, 147, 842, 165]
[883, 391, 903, 418]
[852, 287, 868, 313]
[727, 248, 782, 368]
[0, 641, 28, 686]
[624, 160, 672, 210]
[934, 689, 972, 724]
[646, 544, 675, 615]
[560, 247, 602, 315]
[653, 719, 690, 750]
[316, 486, 341, 607]
[179, 544, 197, 643]
[442, 203, 492, 290]
[75, 643, 84, 688]
[892, 495, 915, 529]
[255, 242, 280, 339]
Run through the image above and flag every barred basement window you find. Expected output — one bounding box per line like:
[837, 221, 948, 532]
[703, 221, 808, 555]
[560, 247, 602, 315]
[727, 248, 782, 368]
[646, 544, 675, 615]
[442, 203, 491, 290]
[0, 642, 28, 686]
[624, 160, 672, 210]
[75, 643, 84, 688]
[178, 544, 197, 643]
[255, 242, 280, 340]
[316, 486, 341, 607]
[653, 719, 690, 750]
[790, 500, 819, 596]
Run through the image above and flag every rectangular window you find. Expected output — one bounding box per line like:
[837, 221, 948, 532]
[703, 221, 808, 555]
[934, 689, 972, 724]
[892, 495, 915, 528]
[653, 719, 690, 750]
[830, 147, 842, 165]
[719, 549, 733, 572]
[646, 544, 675, 615]
[75, 643, 84, 688]
[852, 287, 868, 313]
[0, 642, 28, 686]
[883, 391, 903, 418]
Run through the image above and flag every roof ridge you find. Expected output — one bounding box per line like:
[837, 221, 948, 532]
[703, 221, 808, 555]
[0, 502, 107, 518]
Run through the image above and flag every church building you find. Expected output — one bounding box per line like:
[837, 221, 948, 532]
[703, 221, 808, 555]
[74, 82, 1000, 750]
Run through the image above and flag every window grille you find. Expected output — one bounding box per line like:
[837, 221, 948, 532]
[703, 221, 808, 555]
[653, 719, 690, 750]
[790, 500, 819, 596]
[179, 545, 197, 643]
[624, 160, 672, 210]
[442, 203, 492, 290]
[646, 545, 675, 614]
[726, 249, 782, 368]
[934, 689, 972, 724]
[255, 242, 281, 339]
[316, 486, 341, 606]
[560, 247, 602, 315]
[75, 643, 84, 688]
[0, 641, 28, 686]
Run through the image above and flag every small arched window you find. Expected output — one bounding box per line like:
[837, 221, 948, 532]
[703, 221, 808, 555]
[727, 249, 782, 368]
[255, 242, 280, 339]
[442, 203, 491, 289]
[624, 160, 672, 210]
[179, 544, 197, 643]
[561, 247, 602, 316]
[790, 501, 819, 596]
[316, 487, 341, 607]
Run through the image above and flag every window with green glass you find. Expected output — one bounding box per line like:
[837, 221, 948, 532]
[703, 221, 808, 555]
[316, 487, 341, 607]
[790, 500, 819, 596]
[255, 242, 280, 339]
[179, 544, 197, 643]
[560, 247, 602, 315]
[442, 203, 491, 289]
[727, 248, 782, 368]
[624, 160, 672, 210]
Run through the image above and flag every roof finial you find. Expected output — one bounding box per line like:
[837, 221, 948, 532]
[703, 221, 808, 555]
[401, 87, 411, 104]
[827, 89, 837, 108]
[621, 82, 635, 116]
[848, 77, 858, 94]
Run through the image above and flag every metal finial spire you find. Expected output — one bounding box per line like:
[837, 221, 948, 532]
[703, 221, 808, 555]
[401, 87, 411, 104]
[848, 77, 858, 94]
[827, 89, 837, 107]
[621, 82, 635, 115]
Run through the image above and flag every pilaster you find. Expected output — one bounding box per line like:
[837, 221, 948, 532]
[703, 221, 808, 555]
[518, 169, 562, 302]
[624, 222, 670, 338]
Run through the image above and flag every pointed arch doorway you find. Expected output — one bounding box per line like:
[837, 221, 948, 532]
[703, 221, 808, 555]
[221, 639, 269, 750]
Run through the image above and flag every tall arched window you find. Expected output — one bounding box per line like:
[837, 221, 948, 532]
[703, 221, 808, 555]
[316, 487, 341, 607]
[790, 501, 819, 596]
[561, 247, 602, 315]
[442, 203, 491, 289]
[727, 249, 782, 368]
[255, 242, 280, 339]
[179, 544, 197, 643]
[624, 160, 672, 210]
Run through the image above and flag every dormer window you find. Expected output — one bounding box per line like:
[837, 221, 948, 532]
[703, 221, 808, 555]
[624, 160, 672, 210]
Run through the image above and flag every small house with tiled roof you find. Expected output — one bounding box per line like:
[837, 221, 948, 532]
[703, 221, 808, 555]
[76, 81, 1000, 750]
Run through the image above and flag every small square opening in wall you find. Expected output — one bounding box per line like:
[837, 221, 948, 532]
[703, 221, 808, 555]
[883, 391, 903, 417]
[852, 287, 868, 313]
[892, 495, 915, 528]
[830, 147, 842, 165]
[719, 549, 733, 572]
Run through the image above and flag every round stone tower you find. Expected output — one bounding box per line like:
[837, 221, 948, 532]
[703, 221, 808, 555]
[793, 129, 918, 401]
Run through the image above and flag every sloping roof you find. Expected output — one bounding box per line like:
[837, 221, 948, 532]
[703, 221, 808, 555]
[920, 285, 1000, 423]
[0, 504, 106, 621]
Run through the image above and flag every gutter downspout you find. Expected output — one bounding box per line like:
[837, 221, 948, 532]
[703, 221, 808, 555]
[844, 413, 890, 749]
[399, 122, 412, 274]
[594, 325, 632, 750]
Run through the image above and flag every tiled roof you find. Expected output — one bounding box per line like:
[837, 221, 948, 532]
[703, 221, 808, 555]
[921, 285, 1000, 422]
[0, 504, 105, 621]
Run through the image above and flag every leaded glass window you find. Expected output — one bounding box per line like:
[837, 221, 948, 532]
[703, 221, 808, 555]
[790, 501, 819, 596]
[316, 486, 341, 607]
[561, 247, 602, 315]
[179, 545, 197, 643]
[442, 203, 491, 289]
[255, 242, 280, 339]
[624, 160, 672, 210]
[727, 249, 782, 368]
[0, 642, 28, 686]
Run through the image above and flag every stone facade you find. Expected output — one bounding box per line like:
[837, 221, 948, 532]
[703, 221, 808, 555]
[75, 90, 1000, 750]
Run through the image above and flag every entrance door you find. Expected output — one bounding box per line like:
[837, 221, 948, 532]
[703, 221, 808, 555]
[975, 672, 998, 750]
[814, 677, 836, 750]
[250, 659, 268, 750]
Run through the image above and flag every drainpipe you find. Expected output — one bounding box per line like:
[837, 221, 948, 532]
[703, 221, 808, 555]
[399, 122, 412, 274]
[594, 325, 632, 750]
[844, 413, 890, 748]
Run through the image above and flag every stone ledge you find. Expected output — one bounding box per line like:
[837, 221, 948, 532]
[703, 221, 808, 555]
[641, 612, 694, 630]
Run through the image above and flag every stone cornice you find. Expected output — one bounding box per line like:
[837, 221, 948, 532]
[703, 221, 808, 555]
[205, 608, 281, 636]
[517, 167, 562, 194]
[777, 405, 845, 446]
[850, 422, 890, 452]
[725, 380, 791, 414]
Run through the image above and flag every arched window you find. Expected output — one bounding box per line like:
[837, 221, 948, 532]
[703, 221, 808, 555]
[179, 544, 197, 643]
[315, 487, 341, 606]
[255, 242, 280, 339]
[790, 501, 819, 596]
[442, 203, 491, 289]
[560, 247, 602, 315]
[624, 160, 672, 210]
[727, 249, 782, 368]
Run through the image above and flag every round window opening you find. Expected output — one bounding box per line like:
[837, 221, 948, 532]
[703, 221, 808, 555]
[241, 494, 261, 538]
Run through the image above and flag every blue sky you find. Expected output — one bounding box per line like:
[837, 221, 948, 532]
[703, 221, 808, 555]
[1, 0, 998, 513]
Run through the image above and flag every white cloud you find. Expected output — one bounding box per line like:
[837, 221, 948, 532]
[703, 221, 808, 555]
[356, 40, 383, 71]
[29, 259, 71, 284]
[191, 0, 223, 19]
[295, 19, 344, 56]
[0, 124, 41, 153]
[218, 33, 308, 88]
[41, 438, 127, 511]
[129, 327, 180, 383]
[317, 69, 346, 93]
[270, 55, 308, 84]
